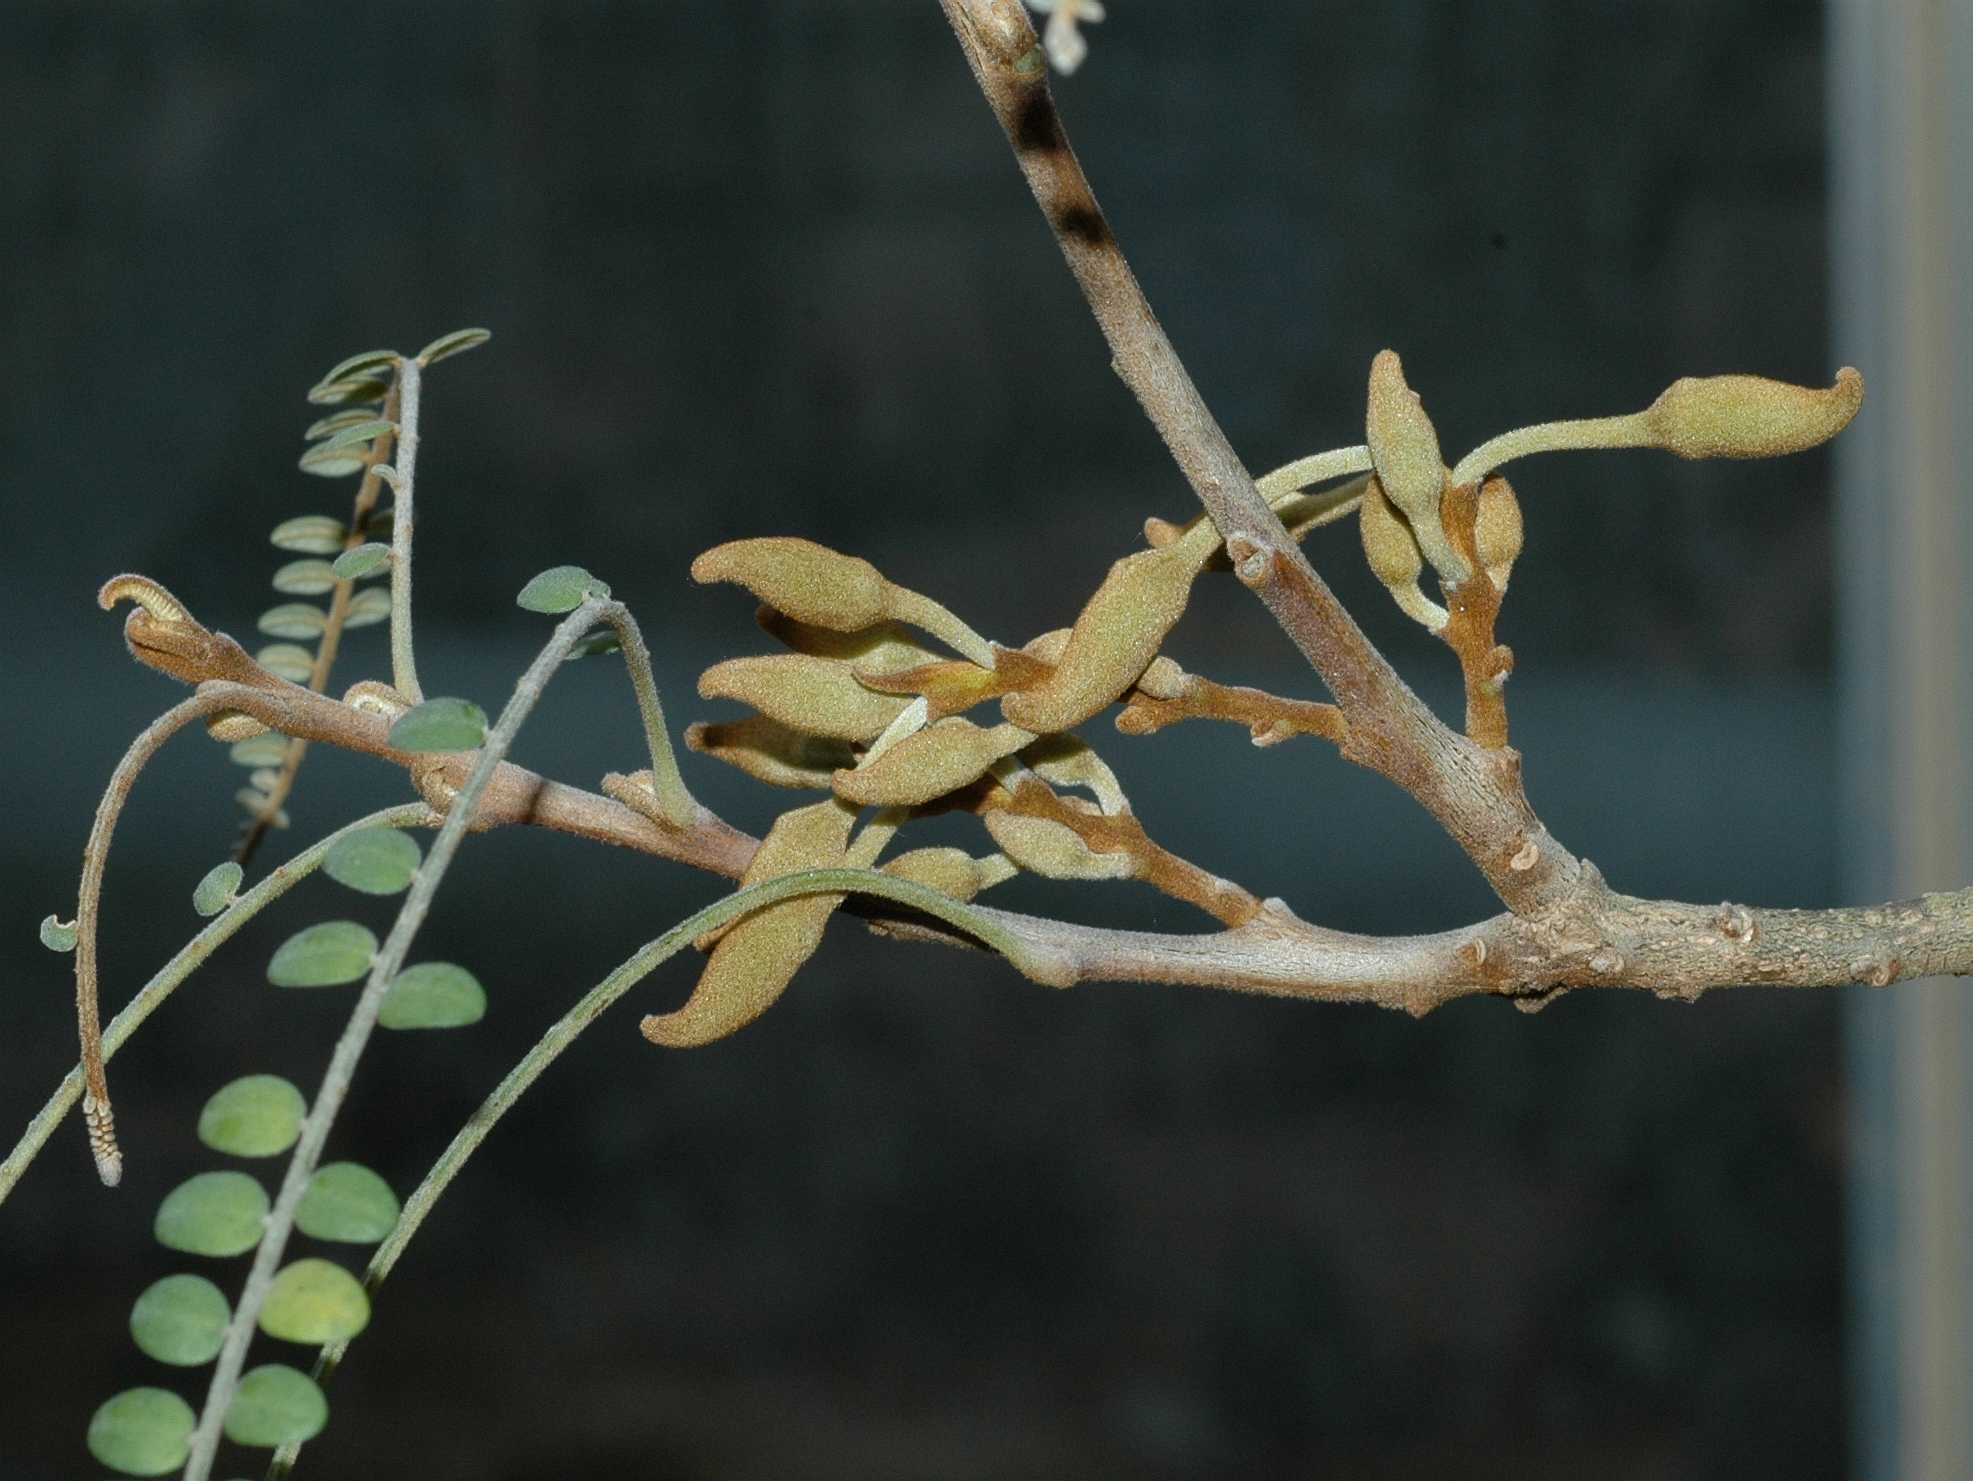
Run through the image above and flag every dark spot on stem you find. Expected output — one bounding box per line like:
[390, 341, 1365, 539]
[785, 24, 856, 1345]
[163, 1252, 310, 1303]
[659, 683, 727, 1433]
[1054, 204, 1111, 247]
[1014, 91, 1060, 153]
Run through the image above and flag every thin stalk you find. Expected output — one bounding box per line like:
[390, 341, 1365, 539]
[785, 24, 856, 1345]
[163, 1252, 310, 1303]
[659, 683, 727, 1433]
[3, 805, 434, 1206]
[263, 865, 1059, 1480]
[592, 601, 697, 827]
[237, 382, 405, 868]
[1450, 414, 1651, 486]
[73, 691, 244, 1186]
[385, 357, 423, 703]
[181, 600, 608, 1481]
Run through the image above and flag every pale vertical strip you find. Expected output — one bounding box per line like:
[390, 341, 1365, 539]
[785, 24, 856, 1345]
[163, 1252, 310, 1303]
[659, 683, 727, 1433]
[1830, 2, 1973, 1478]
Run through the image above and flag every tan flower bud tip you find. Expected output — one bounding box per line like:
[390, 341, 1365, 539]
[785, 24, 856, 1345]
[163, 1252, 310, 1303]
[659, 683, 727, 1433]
[1359, 478, 1422, 589]
[1143, 516, 1184, 548]
[833, 719, 1033, 808]
[1644, 366, 1864, 461]
[881, 846, 987, 902]
[1473, 476, 1524, 586]
[1365, 350, 1447, 519]
[691, 537, 888, 630]
[698, 653, 908, 743]
[206, 712, 269, 742]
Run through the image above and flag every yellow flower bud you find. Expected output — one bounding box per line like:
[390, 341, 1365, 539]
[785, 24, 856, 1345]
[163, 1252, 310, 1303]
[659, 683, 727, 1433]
[691, 538, 888, 630]
[1000, 535, 1215, 734]
[880, 847, 990, 902]
[983, 808, 1134, 881]
[1643, 366, 1863, 460]
[684, 715, 855, 790]
[1365, 350, 1446, 523]
[642, 799, 856, 1048]
[832, 719, 1035, 807]
[1473, 475, 1524, 588]
[698, 654, 909, 742]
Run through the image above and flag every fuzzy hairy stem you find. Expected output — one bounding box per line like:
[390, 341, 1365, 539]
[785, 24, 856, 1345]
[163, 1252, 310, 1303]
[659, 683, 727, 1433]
[385, 356, 424, 702]
[3, 804, 434, 1206]
[180, 602, 606, 1481]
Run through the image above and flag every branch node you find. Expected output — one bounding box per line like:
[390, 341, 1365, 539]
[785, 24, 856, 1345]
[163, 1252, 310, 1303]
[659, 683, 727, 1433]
[1224, 533, 1276, 588]
[1714, 901, 1758, 945]
[1851, 954, 1898, 989]
[1458, 937, 1488, 969]
[1588, 946, 1624, 976]
[1508, 837, 1540, 872]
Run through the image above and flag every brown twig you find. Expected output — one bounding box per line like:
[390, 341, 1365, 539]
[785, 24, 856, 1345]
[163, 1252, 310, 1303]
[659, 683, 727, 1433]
[937, 0, 1580, 915]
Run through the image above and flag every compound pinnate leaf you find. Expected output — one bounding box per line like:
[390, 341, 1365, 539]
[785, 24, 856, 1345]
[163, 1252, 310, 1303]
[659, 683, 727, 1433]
[87, 1386, 195, 1475]
[388, 697, 487, 753]
[331, 542, 391, 580]
[343, 585, 391, 627]
[191, 862, 243, 917]
[197, 1074, 306, 1158]
[259, 1258, 370, 1344]
[129, 1273, 230, 1366]
[267, 921, 377, 988]
[39, 913, 77, 952]
[255, 644, 316, 682]
[379, 961, 486, 1029]
[271, 559, 338, 596]
[296, 1161, 399, 1243]
[414, 326, 491, 365]
[269, 514, 347, 556]
[223, 1364, 328, 1448]
[315, 348, 400, 387]
[517, 564, 610, 613]
[257, 603, 328, 641]
[154, 1170, 270, 1257]
[323, 827, 422, 895]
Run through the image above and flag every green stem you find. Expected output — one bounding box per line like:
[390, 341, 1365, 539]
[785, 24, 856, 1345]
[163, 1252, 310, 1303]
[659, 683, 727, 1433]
[594, 601, 697, 828]
[386, 357, 424, 702]
[182, 601, 609, 1481]
[2, 803, 434, 1206]
[263, 866, 1058, 1481]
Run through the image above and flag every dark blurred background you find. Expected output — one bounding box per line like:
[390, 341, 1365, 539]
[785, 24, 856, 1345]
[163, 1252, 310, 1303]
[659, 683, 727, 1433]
[2, 3, 1860, 1477]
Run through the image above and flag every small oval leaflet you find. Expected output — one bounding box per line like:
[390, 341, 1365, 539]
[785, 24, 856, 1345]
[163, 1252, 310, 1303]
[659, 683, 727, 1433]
[379, 961, 486, 1029]
[314, 347, 400, 387]
[305, 405, 385, 441]
[257, 603, 328, 640]
[267, 920, 378, 988]
[271, 559, 338, 596]
[332, 542, 391, 581]
[296, 1161, 400, 1244]
[305, 373, 388, 407]
[270, 514, 347, 556]
[39, 913, 77, 952]
[343, 585, 391, 627]
[230, 731, 290, 767]
[129, 1273, 231, 1366]
[415, 325, 492, 365]
[297, 442, 369, 478]
[316, 416, 395, 452]
[517, 564, 610, 613]
[255, 643, 316, 682]
[323, 827, 422, 895]
[88, 1386, 195, 1476]
[154, 1170, 270, 1257]
[259, 1258, 371, 1344]
[191, 861, 243, 917]
[224, 1364, 329, 1449]
[388, 696, 487, 753]
[197, 1074, 306, 1157]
